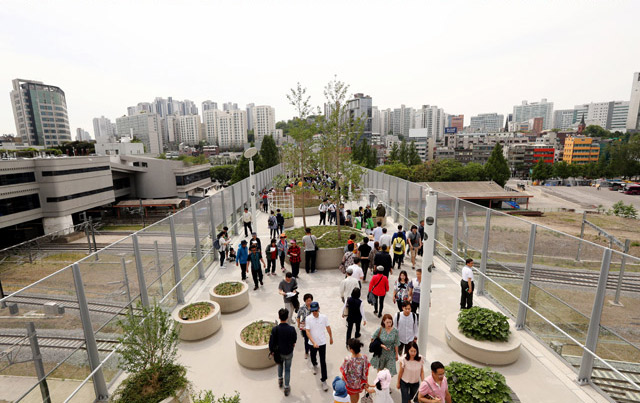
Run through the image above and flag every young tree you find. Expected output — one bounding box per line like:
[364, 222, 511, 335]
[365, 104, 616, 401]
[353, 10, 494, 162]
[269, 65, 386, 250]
[484, 143, 510, 187]
[388, 143, 399, 163]
[553, 161, 571, 180]
[318, 76, 364, 240]
[258, 135, 279, 170]
[531, 159, 553, 181]
[407, 141, 422, 166]
[210, 165, 235, 184]
[398, 140, 408, 165]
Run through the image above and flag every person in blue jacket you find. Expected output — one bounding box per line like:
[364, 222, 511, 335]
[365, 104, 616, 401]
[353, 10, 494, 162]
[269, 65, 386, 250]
[235, 240, 249, 280]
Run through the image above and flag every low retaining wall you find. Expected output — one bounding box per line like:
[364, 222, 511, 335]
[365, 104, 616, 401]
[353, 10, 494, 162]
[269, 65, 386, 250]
[296, 247, 344, 271]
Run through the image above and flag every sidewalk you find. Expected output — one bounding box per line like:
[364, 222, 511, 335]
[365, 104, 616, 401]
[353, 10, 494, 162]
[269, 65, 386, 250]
[176, 205, 609, 402]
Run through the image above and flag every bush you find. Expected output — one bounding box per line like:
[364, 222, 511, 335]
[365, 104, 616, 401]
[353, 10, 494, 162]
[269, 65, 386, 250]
[192, 390, 241, 403]
[179, 302, 214, 321]
[446, 361, 512, 403]
[241, 320, 276, 346]
[608, 201, 638, 219]
[214, 282, 243, 296]
[111, 363, 189, 403]
[457, 307, 510, 342]
[285, 225, 364, 248]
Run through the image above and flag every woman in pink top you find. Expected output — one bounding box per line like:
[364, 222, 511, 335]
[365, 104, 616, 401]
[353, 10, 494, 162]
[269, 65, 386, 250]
[418, 361, 451, 403]
[396, 341, 424, 403]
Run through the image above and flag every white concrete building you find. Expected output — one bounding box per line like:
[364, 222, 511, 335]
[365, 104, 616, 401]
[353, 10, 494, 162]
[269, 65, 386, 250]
[95, 141, 144, 156]
[626, 72, 640, 131]
[246, 103, 255, 131]
[392, 105, 414, 137]
[176, 115, 203, 145]
[553, 110, 575, 130]
[93, 116, 117, 143]
[202, 100, 218, 113]
[203, 109, 247, 150]
[75, 128, 91, 142]
[469, 113, 504, 133]
[115, 113, 163, 155]
[512, 99, 554, 130]
[414, 105, 445, 140]
[253, 105, 275, 142]
[611, 101, 630, 132]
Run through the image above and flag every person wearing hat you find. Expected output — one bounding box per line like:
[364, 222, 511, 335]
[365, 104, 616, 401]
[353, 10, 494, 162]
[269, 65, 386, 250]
[332, 376, 350, 403]
[340, 267, 361, 303]
[305, 301, 333, 391]
[368, 266, 389, 317]
[235, 240, 249, 281]
[287, 239, 301, 278]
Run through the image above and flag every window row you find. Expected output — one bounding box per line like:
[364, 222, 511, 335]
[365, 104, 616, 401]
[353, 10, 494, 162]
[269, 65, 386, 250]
[46, 186, 113, 203]
[41, 166, 110, 177]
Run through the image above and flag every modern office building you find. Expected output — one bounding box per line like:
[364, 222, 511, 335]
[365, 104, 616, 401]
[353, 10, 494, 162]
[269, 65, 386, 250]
[627, 72, 640, 131]
[553, 109, 575, 130]
[75, 128, 91, 142]
[572, 101, 631, 131]
[10, 79, 72, 147]
[246, 103, 255, 131]
[203, 109, 247, 149]
[176, 115, 203, 145]
[414, 105, 445, 140]
[380, 108, 392, 137]
[347, 94, 373, 142]
[563, 136, 600, 164]
[253, 105, 276, 142]
[513, 99, 554, 130]
[93, 116, 116, 143]
[95, 141, 144, 156]
[115, 113, 163, 154]
[447, 115, 464, 133]
[469, 113, 504, 133]
[610, 101, 630, 132]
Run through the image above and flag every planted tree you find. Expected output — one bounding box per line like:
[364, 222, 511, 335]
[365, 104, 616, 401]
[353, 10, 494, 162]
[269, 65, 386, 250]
[258, 135, 279, 170]
[446, 361, 512, 403]
[531, 159, 553, 181]
[484, 143, 510, 187]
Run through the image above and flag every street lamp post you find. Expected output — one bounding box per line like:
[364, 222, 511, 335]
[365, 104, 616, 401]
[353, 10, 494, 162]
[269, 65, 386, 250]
[244, 147, 258, 233]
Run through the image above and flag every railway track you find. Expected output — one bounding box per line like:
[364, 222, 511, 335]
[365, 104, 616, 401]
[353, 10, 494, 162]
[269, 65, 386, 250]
[486, 263, 640, 293]
[6, 294, 137, 316]
[0, 333, 118, 353]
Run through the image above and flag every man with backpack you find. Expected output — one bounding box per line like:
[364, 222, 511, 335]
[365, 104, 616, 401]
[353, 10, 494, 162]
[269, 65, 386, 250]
[276, 209, 285, 235]
[393, 301, 418, 355]
[391, 233, 406, 270]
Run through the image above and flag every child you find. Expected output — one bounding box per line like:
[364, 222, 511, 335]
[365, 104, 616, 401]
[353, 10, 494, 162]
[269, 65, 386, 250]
[228, 247, 236, 261]
[332, 376, 350, 403]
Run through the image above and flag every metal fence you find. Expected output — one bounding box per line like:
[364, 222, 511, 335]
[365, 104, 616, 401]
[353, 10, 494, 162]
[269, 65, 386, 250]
[0, 165, 281, 402]
[362, 168, 640, 403]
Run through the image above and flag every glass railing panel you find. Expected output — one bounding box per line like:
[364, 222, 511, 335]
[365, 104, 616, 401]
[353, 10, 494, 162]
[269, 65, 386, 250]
[171, 209, 199, 295]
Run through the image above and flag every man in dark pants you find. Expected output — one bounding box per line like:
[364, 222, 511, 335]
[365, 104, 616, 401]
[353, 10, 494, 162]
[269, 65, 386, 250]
[374, 244, 393, 278]
[305, 302, 333, 391]
[318, 199, 328, 225]
[460, 258, 475, 310]
[269, 308, 297, 396]
[302, 227, 317, 273]
[242, 208, 252, 237]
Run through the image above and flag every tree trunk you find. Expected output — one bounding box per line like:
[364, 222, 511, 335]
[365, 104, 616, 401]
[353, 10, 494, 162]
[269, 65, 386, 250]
[299, 144, 307, 229]
[336, 159, 341, 241]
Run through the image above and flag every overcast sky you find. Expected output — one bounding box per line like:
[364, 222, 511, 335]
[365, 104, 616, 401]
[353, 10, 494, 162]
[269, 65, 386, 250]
[1, 0, 639, 137]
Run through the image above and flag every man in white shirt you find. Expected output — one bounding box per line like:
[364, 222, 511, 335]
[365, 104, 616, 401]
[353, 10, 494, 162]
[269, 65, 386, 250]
[460, 258, 475, 310]
[339, 268, 360, 302]
[348, 257, 364, 284]
[393, 301, 419, 355]
[242, 207, 252, 237]
[328, 202, 337, 225]
[372, 221, 384, 243]
[318, 199, 328, 225]
[379, 228, 392, 250]
[305, 302, 333, 391]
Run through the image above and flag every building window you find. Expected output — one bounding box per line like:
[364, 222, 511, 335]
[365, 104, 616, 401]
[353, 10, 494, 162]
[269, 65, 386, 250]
[41, 165, 110, 177]
[0, 193, 40, 216]
[0, 172, 36, 186]
[175, 170, 209, 186]
[46, 186, 114, 203]
[113, 177, 131, 190]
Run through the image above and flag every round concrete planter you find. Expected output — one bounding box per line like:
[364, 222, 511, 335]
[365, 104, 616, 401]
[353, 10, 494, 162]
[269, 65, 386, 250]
[284, 217, 295, 228]
[294, 206, 319, 217]
[235, 320, 276, 369]
[444, 314, 521, 366]
[173, 300, 221, 341]
[209, 281, 250, 313]
[298, 247, 344, 270]
[159, 388, 190, 403]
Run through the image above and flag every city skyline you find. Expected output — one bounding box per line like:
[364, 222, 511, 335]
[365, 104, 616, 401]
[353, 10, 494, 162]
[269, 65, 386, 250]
[1, 1, 640, 137]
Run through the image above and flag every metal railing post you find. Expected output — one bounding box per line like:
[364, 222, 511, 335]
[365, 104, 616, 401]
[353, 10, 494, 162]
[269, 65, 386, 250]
[154, 241, 164, 297]
[576, 211, 586, 261]
[578, 248, 612, 384]
[120, 257, 133, 314]
[132, 234, 149, 308]
[516, 224, 537, 329]
[71, 263, 109, 401]
[613, 239, 631, 306]
[169, 217, 185, 304]
[220, 190, 228, 231]
[230, 186, 238, 236]
[27, 322, 50, 403]
[191, 207, 204, 279]
[477, 209, 491, 296]
[449, 198, 460, 272]
[208, 196, 218, 263]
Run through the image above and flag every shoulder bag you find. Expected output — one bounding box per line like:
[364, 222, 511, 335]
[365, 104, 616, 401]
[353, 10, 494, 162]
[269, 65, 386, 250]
[269, 326, 283, 364]
[311, 236, 318, 251]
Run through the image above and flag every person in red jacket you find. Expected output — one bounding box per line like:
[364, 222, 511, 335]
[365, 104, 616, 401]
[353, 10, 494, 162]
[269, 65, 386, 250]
[287, 239, 302, 279]
[369, 265, 389, 318]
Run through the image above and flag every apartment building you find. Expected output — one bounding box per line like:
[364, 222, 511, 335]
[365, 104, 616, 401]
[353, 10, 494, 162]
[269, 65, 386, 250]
[563, 136, 600, 164]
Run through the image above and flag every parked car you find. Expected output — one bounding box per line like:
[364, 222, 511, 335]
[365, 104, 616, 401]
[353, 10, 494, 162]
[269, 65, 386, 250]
[624, 185, 640, 195]
[609, 182, 625, 191]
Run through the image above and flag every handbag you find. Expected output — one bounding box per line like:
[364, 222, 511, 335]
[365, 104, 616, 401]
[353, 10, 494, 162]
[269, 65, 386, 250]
[360, 393, 373, 403]
[311, 236, 318, 251]
[342, 300, 349, 318]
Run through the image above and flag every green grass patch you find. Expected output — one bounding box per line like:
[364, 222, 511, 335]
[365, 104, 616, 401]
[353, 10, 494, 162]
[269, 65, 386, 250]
[286, 225, 365, 248]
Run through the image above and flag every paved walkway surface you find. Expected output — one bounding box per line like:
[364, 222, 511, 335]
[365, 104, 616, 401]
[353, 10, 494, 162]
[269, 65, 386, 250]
[175, 204, 609, 403]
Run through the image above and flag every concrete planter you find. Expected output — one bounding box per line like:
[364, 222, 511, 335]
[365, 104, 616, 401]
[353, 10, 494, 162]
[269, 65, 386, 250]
[235, 320, 276, 369]
[297, 247, 344, 270]
[284, 217, 295, 228]
[159, 388, 190, 403]
[209, 282, 250, 313]
[294, 206, 319, 217]
[173, 300, 221, 341]
[444, 314, 521, 366]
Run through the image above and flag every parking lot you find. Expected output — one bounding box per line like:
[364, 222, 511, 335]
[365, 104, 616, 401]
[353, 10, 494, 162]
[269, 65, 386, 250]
[522, 183, 640, 212]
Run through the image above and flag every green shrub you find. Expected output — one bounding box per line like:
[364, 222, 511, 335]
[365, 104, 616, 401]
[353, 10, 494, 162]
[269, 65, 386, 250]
[446, 361, 512, 403]
[111, 363, 189, 403]
[179, 302, 214, 321]
[192, 390, 241, 403]
[214, 282, 243, 296]
[457, 307, 510, 342]
[286, 225, 364, 248]
[241, 320, 276, 346]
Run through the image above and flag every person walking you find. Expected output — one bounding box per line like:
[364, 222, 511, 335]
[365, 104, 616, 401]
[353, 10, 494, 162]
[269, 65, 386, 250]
[407, 225, 422, 271]
[373, 221, 384, 243]
[248, 245, 265, 290]
[370, 314, 399, 377]
[218, 233, 230, 268]
[262, 192, 269, 213]
[374, 245, 393, 278]
[368, 369, 393, 403]
[297, 293, 313, 359]
[379, 228, 392, 251]
[276, 209, 285, 235]
[277, 233, 289, 273]
[333, 377, 351, 403]
[266, 238, 278, 275]
[287, 239, 301, 278]
[343, 288, 366, 346]
[235, 240, 249, 281]
[393, 271, 411, 312]
[418, 361, 451, 403]
[278, 272, 298, 323]
[268, 211, 279, 239]
[302, 227, 317, 273]
[242, 207, 252, 237]
[391, 235, 406, 271]
[408, 268, 422, 315]
[340, 268, 361, 303]
[250, 232, 262, 257]
[460, 258, 475, 310]
[394, 301, 418, 356]
[318, 199, 328, 225]
[357, 237, 372, 282]
[348, 257, 364, 286]
[340, 338, 370, 403]
[305, 301, 333, 391]
[396, 341, 424, 403]
[369, 266, 389, 318]
[340, 243, 356, 274]
[328, 202, 337, 225]
[268, 308, 297, 397]
[368, 242, 379, 282]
